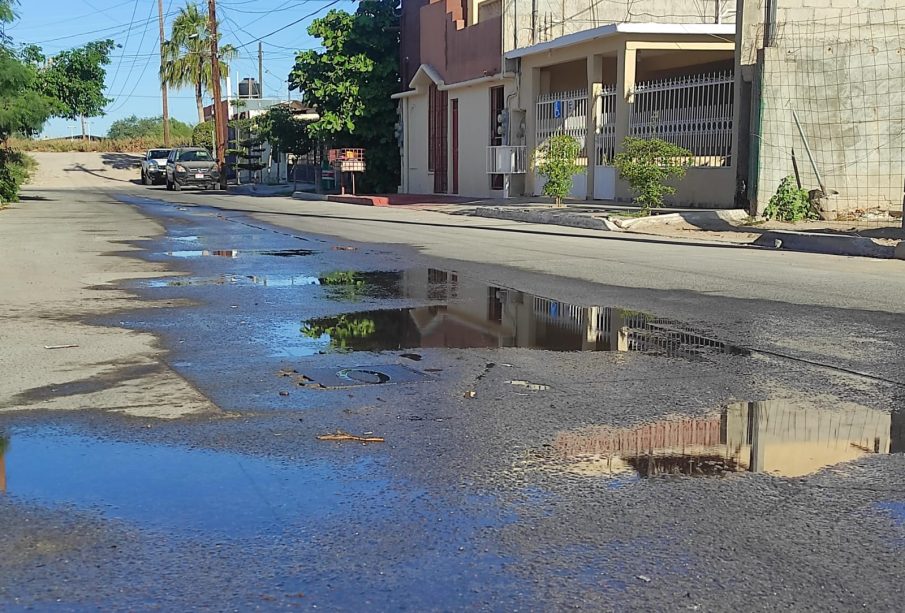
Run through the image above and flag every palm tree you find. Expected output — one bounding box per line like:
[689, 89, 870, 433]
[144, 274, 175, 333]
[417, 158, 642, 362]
[160, 2, 236, 124]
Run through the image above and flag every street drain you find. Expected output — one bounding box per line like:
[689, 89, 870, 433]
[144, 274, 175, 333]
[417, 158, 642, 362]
[301, 364, 430, 389]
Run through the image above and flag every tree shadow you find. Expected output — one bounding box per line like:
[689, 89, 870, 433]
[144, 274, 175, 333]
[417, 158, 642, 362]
[101, 153, 143, 170]
[63, 164, 131, 183]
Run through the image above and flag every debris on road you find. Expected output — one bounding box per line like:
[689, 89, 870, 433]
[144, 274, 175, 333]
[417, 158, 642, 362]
[316, 430, 384, 443]
[508, 380, 551, 391]
[463, 391, 477, 399]
[332, 245, 358, 251]
[44, 344, 79, 350]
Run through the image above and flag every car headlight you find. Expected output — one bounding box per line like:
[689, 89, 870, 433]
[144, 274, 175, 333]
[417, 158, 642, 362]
[148, 161, 157, 168]
[175, 164, 186, 173]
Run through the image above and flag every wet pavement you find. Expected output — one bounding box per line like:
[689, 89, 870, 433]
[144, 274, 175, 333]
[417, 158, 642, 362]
[2, 194, 905, 610]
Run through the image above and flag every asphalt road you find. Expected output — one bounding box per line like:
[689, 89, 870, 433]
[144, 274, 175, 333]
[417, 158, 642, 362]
[1, 153, 904, 611]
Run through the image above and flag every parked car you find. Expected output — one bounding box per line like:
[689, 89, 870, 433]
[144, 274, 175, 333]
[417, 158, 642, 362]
[140, 148, 171, 185]
[165, 147, 220, 191]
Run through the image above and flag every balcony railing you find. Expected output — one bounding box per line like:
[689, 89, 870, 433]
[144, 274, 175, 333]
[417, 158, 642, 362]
[486, 145, 527, 174]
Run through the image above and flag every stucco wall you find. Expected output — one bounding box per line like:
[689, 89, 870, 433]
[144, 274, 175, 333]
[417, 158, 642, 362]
[502, 0, 736, 52]
[404, 94, 433, 195]
[448, 83, 494, 197]
[420, 0, 502, 85]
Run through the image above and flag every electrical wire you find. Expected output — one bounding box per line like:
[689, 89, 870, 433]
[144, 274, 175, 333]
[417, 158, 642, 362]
[105, 0, 141, 93]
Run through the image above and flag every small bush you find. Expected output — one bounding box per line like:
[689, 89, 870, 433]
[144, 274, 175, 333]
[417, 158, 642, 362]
[192, 121, 215, 150]
[535, 135, 583, 206]
[0, 149, 36, 204]
[613, 137, 691, 211]
[763, 176, 817, 222]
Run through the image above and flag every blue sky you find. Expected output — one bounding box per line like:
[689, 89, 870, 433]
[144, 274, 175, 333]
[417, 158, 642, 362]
[5, 0, 357, 137]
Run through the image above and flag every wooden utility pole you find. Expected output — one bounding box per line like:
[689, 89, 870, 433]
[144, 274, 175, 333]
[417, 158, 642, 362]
[258, 42, 263, 95]
[158, 0, 171, 147]
[208, 0, 227, 189]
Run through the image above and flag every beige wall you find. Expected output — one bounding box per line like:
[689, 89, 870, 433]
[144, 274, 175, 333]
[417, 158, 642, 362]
[449, 82, 493, 197]
[400, 78, 515, 198]
[503, 0, 737, 52]
[737, 1, 905, 215]
[402, 94, 433, 195]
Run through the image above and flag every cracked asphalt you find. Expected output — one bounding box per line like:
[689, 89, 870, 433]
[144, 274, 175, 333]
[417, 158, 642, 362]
[1, 153, 904, 611]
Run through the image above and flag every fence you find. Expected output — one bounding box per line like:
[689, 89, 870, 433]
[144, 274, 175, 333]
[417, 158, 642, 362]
[595, 87, 617, 165]
[630, 71, 734, 167]
[536, 89, 588, 157]
[486, 145, 528, 174]
[755, 8, 905, 218]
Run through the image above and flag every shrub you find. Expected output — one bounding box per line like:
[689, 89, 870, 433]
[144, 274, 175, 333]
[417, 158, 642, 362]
[763, 176, 817, 222]
[613, 137, 691, 211]
[192, 120, 215, 150]
[0, 149, 36, 204]
[535, 135, 583, 206]
[8, 136, 189, 153]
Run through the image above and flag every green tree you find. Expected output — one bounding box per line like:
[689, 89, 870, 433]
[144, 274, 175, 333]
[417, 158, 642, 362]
[289, 0, 400, 193]
[0, 3, 53, 202]
[192, 119, 214, 150]
[40, 40, 116, 139]
[161, 2, 236, 124]
[107, 115, 193, 142]
[258, 104, 313, 189]
[535, 135, 583, 207]
[613, 137, 691, 211]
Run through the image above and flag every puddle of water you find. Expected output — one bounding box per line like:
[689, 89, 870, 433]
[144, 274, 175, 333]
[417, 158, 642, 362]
[299, 303, 743, 357]
[164, 249, 314, 258]
[287, 268, 744, 357]
[0, 428, 387, 538]
[550, 400, 905, 479]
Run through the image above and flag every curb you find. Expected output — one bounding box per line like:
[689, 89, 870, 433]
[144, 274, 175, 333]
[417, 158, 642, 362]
[472, 206, 620, 232]
[292, 191, 329, 202]
[615, 209, 749, 230]
[753, 231, 897, 259]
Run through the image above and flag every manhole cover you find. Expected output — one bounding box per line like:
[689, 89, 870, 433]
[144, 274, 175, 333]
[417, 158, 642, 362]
[302, 364, 430, 389]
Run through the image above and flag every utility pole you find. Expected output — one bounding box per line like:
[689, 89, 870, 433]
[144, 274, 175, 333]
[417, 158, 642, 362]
[258, 42, 263, 96]
[158, 0, 171, 147]
[208, 0, 227, 190]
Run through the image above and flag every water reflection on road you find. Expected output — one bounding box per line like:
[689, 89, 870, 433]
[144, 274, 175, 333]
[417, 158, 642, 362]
[551, 400, 905, 478]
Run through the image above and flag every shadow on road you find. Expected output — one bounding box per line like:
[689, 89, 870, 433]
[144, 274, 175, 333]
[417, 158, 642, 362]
[101, 153, 142, 170]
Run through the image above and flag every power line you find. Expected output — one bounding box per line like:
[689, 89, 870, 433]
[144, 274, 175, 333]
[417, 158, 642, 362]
[106, 0, 142, 93]
[227, 0, 342, 51]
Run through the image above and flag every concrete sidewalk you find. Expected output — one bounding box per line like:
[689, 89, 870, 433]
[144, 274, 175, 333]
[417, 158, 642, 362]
[293, 190, 905, 260]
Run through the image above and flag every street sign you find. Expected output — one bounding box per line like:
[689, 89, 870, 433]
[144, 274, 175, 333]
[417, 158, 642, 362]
[553, 100, 562, 119]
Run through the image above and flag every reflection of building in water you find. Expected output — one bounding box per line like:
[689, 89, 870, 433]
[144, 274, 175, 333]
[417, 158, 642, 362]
[554, 401, 896, 478]
[397, 269, 744, 357]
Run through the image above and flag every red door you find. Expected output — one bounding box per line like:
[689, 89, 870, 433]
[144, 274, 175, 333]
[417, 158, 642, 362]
[451, 99, 459, 195]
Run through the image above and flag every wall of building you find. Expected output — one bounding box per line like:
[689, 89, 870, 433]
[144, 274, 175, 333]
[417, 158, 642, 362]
[737, 1, 905, 215]
[401, 0, 431, 89]
[502, 0, 736, 52]
[402, 94, 434, 194]
[447, 82, 494, 196]
[419, 0, 502, 85]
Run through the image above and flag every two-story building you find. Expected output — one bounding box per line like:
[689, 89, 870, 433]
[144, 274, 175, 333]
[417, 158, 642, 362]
[396, 0, 740, 206]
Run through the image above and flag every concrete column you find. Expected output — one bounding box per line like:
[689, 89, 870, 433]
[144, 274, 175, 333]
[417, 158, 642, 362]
[401, 100, 410, 193]
[585, 54, 603, 200]
[614, 45, 637, 154]
[525, 67, 541, 196]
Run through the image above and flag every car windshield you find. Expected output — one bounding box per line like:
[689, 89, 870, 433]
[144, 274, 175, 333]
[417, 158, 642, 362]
[178, 150, 211, 162]
[150, 150, 170, 159]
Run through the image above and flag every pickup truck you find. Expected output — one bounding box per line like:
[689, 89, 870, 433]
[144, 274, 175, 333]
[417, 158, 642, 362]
[141, 148, 172, 185]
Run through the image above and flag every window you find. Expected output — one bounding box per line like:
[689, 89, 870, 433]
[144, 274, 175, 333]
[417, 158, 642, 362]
[178, 150, 212, 162]
[150, 149, 170, 159]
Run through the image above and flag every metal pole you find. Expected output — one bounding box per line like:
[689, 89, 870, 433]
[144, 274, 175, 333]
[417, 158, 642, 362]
[158, 0, 171, 147]
[791, 108, 826, 195]
[208, 0, 227, 190]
